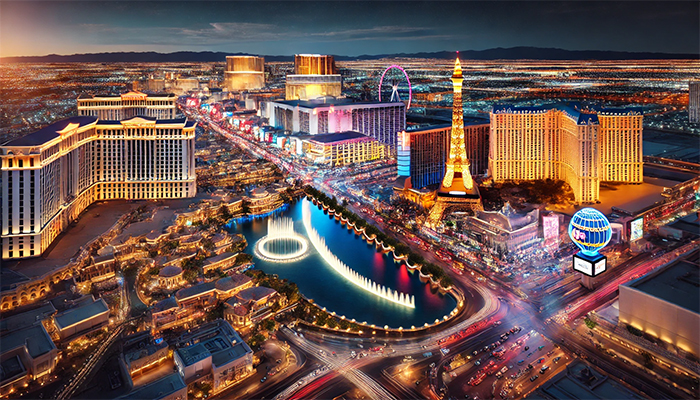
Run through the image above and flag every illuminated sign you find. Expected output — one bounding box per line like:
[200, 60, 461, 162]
[542, 214, 559, 242]
[573, 256, 593, 276]
[573, 253, 607, 277]
[630, 217, 644, 242]
[568, 208, 612, 257]
[594, 258, 606, 275]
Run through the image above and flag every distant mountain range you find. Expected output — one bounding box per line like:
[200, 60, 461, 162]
[2, 47, 697, 63]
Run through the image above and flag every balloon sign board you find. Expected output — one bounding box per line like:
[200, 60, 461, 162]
[568, 208, 612, 277]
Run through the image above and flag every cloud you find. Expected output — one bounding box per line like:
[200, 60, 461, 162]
[74, 21, 455, 47]
[309, 26, 451, 41]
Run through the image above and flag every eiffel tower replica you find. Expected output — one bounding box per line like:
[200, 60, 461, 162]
[426, 56, 482, 228]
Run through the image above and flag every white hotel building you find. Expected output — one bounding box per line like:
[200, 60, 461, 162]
[264, 99, 406, 148]
[489, 103, 643, 204]
[77, 91, 178, 120]
[1, 111, 196, 259]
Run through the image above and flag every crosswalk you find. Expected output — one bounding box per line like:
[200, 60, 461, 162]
[276, 327, 396, 400]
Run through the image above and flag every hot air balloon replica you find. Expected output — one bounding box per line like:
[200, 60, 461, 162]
[568, 208, 612, 279]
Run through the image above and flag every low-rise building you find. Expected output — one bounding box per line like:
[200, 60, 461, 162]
[119, 373, 186, 400]
[158, 266, 185, 289]
[174, 282, 217, 310]
[619, 250, 699, 357]
[203, 252, 239, 274]
[0, 303, 60, 396]
[150, 297, 191, 331]
[214, 275, 254, 299]
[173, 319, 253, 394]
[224, 301, 252, 328]
[75, 254, 117, 284]
[302, 131, 385, 166]
[53, 295, 110, 342]
[245, 187, 283, 215]
[532, 360, 642, 399]
[122, 332, 170, 378]
[151, 275, 254, 331]
[464, 203, 540, 254]
[224, 286, 283, 327]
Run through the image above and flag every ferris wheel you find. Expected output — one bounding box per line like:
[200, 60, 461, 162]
[378, 65, 412, 110]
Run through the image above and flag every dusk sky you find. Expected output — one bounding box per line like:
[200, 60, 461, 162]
[1, 1, 698, 58]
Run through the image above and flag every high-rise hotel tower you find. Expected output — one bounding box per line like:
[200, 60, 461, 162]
[78, 91, 177, 120]
[1, 97, 196, 259]
[489, 104, 643, 204]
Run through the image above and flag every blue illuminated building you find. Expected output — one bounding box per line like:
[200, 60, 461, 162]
[398, 118, 489, 190]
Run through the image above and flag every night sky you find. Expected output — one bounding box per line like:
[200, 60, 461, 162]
[1, 1, 698, 57]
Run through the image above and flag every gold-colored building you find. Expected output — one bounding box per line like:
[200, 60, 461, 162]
[77, 91, 177, 120]
[286, 54, 342, 100]
[224, 56, 265, 92]
[489, 104, 643, 204]
[294, 54, 336, 75]
[303, 131, 385, 166]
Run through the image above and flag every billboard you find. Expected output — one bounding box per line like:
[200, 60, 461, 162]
[573, 256, 593, 276]
[573, 253, 607, 277]
[594, 258, 607, 276]
[630, 217, 644, 242]
[542, 214, 559, 242]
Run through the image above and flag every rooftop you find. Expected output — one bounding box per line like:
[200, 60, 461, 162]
[491, 102, 644, 126]
[626, 250, 700, 313]
[54, 297, 109, 331]
[215, 274, 252, 292]
[0, 302, 56, 333]
[97, 116, 188, 126]
[274, 99, 404, 109]
[0, 355, 27, 383]
[2, 116, 97, 147]
[159, 265, 183, 278]
[0, 324, 56, 359]
[666, 212, 700, 237]
[2, 200, 141, 281]
[78, 92, 176, 99]
[125, 338, 168, 365]
[151, 296, 179, 313]
[204, 252, 237, 266]
[406, 119, 489, 132]
[236, 286, 277, 303]
[119, 373, 185, 400]
[176, 343, 211, 366]
[532, 360, 641, 399]
[0, 269, 29, 292]
[175, 282, 216, 301]
[306, 131, 373, 144]
[177, 319, 252, 368]
[475, 204, 539, 232]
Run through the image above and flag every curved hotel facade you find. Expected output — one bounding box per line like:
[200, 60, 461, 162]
[489, 104, 643, 204]
[77, 91, 177, 120]
[1, 115, 196, 259]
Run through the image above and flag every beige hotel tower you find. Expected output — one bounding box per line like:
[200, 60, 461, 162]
[489, 103, 643, 204]
[1, 92, 196, 259]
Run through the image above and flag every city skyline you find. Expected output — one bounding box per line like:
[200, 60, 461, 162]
[1, 1, 699, 58]
[0, 2, 699, 398]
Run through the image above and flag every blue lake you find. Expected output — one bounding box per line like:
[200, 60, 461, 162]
[226, 198, 457, 328]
